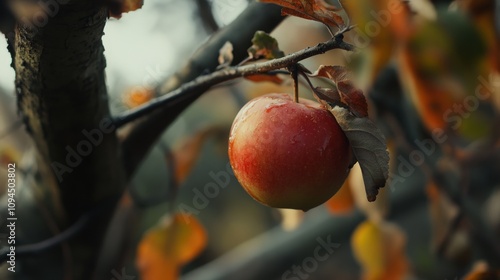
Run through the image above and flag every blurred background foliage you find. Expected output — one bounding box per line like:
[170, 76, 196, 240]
[1, 0, 499, 279]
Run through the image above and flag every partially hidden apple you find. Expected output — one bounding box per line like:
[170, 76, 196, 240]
[229, 93, 352, 211]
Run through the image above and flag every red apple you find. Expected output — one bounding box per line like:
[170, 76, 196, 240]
[228, 93, 351, 211]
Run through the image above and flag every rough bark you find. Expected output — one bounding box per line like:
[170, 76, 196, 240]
[13, 1, 125, 279]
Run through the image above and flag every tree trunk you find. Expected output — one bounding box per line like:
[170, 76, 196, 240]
[14, 2, 125, 279]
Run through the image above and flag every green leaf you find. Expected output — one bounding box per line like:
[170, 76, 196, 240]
[247, 31, 285, 60]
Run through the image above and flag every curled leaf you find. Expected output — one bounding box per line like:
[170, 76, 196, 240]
[311, 65, 368, 117]
[312, 66, 388, 202]
[328, 106, 389, 202]
[260, 0, 348, 30]
[247, 31, 285, 60]
[313, 87, 341, 106]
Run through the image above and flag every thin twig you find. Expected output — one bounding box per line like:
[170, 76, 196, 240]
[436, 210, 465, 257]
[113, 32, 354, 127]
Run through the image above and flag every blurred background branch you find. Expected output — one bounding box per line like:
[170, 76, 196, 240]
[118, 2, 285, 178]
[193, 0, 219, 33]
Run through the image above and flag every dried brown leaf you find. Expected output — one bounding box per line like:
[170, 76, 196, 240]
[260, 0, 347, 29]
[107, 0, 144, 19]
[311, 65, 368, 117]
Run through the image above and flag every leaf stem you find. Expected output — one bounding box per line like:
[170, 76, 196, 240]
[299, 71, 316, 91]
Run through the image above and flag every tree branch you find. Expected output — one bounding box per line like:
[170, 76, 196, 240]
[181, 175, 429, 280]
[118, 2, 284, 178]
[114, 34, 354, 127]
[193, 0, 219, 33]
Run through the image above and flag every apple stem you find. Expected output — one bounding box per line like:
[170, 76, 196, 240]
[294, 75, 299, 103]
[290, 65, 299, 103]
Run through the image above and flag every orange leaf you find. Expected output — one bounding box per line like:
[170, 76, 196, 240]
[260, 0, 346, 29]
[107, 0, 144, 19]
[400, 49, 458, 131]
[173, 126, 227, 184]
[136, 214, 207, 280]
[325, 176, 354, 214]
[123, 87, 154, 109]
[399, 13, 490, 134]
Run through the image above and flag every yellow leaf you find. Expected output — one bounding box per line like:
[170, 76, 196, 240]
[351, 220, 410, 280]
[352, 220, 385, 277]
[136, 214, 207, 280]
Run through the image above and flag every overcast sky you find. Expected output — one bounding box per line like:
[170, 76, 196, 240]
[0, 0, 247, 105]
